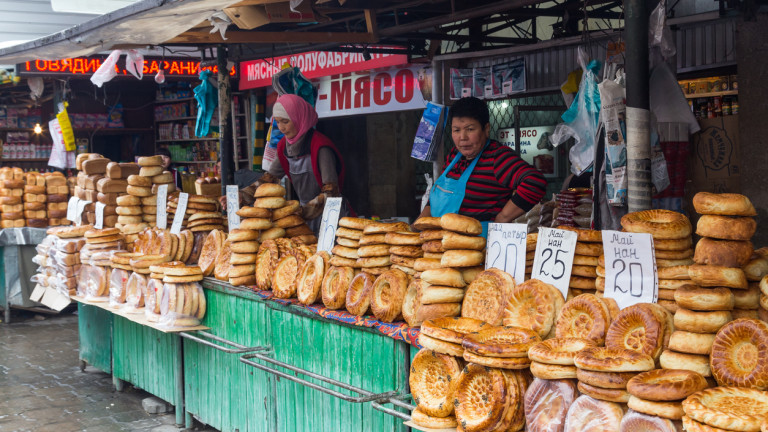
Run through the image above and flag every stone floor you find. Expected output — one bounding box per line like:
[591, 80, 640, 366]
[0, 310, 216, 432]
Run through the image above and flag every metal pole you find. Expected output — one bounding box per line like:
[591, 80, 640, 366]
[218, 45, 234, 192]
[624, 0, 652, 212]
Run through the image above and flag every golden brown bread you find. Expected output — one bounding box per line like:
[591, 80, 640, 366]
[696, 214, 757, 241]
[694, 237, 754, 268]
[627, 369, 709, 401]
[710, 318, 768, 389]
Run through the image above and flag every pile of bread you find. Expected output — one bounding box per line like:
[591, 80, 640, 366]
[558, 227, 604, 296]
[165, 193, 223, 232]
[0, 167, 70, 228]
[236, 183, 316, 246]
[33, 226, 87, 296]
[120, 155, 175, 230]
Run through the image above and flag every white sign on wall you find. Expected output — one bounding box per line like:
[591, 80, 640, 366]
[314, 67, 426, 118]
[497, 126, 557, 176]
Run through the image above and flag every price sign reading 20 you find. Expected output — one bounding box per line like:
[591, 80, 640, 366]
[317, 197, 343, 253]
[485, 223, 527, 284]
[601, 230, 658, 309]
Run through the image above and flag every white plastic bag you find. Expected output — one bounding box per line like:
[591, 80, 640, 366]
[550, 47, 602, 175]
[649, 0, 676, 59]
[91, 50, 122, 88]
[125, 49, 144, 80]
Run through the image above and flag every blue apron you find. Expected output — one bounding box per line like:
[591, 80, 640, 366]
[429, 141, 491, 237]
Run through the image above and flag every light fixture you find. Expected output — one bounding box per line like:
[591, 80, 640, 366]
[501, 102, 509, 109]
[362, 46, 372, 61]
[33, 123, 42, 134]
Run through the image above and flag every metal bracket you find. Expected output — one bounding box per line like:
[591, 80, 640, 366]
[179, 331, 267, 354]
[240, 352, 400, 403]
[371, 394, 415, 422]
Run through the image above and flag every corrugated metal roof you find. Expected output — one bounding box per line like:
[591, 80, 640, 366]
[0, 0, 239, 64]
[676, 18, 737, 72]
[0, 0, 94, 47]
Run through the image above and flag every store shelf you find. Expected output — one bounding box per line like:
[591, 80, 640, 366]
[0, 127, 39, 132]
[685, 90, 738, 99]
[155, 116, 196, 122]
[156, 138, 219, 143]
[75, 128, 154, 134]
[174, 160, 217, 164]
[1, 158, 49, 162]
[155, 97, 195, 103]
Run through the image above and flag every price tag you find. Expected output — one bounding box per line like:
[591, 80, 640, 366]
[602, 230, 658, 309]
[94, 202, 106, 229]
[75, 200, 91, 226]
[485, 223, 527, 284]
[531, 227, 578, 298]
[170, 192, 188, 235]
[66, 197, 80, 222]
[317, 197, 343, 253]
[156, 184, 169, 229]
[226, 185, 241, 230]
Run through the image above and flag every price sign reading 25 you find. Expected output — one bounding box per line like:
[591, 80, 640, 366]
[317, 197, 343, 253]
[601, 230, 658, 310]
[485, 223, 527, 284]
[531, 227, 578, 299]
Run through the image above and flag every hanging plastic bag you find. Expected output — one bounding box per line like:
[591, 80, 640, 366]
[599, 70, 628, 206]
[125, 49, 144, 80]
[55, 102, 76, 152]
[550, 47, 602, 175]
[91, 50, 122, 88]
[272, 66, 317, 106]
[649, 0, 676, 59]
[193, 70, 218, 137]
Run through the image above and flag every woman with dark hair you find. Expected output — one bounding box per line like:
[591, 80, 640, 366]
[155, 147, 181, 188]
[419, 97, 547, 232]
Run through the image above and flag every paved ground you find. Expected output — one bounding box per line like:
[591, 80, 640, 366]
[0, 311, 215, 432]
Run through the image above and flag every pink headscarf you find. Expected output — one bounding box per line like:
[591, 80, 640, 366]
[274, 94, 318, 144]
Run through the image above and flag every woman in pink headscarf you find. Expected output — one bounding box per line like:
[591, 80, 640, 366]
[255, 94, 348, 231]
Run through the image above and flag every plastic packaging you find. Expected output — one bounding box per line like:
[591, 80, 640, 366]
[122, 272, 146, 313]
[84, 265, 111, 301]
[524, 378, 578, 432]
[125, 49, 144, 80]
[550, 47, 602, 175]
[563, 395, 623, 432]
[649, 0, 676, 59]
[620, 409, 679, 432]
[91, 50, 122, 88]
[158, 282, 206, 328]
[144, 278, 163, 322]
[109, 268, 131, 308]
[76, 265, 93, 298]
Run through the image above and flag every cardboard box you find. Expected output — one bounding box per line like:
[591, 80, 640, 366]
[225, 1, 315, 29]
[686, 115, 741, 219]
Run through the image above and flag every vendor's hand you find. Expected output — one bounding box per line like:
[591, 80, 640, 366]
[218, 195, 227, 211]
[301, 193, 327, 220]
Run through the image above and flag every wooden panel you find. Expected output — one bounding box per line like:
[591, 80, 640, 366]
[112, 315, 180, 406]
[269, 307, 408, 432]
[77, 303, 113, 374]
[183, 289, 276, 431]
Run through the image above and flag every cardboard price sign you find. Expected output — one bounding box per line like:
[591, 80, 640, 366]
[156, 184, 169, 229]
[226, 185, 241, 230]
[170, 193, 189, 235]
[66, 197, 79, 222]
[601, 230, 658, 309]
[317, 197, 343, 253]
[485, 223, 527, 284]
[94, 202, 106, 229]
[531, 227, 578, 298]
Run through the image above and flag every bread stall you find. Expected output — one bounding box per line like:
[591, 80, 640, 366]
[54, 154, 768, 432]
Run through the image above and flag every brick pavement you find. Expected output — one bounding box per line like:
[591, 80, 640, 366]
[0, 313, 215, 432]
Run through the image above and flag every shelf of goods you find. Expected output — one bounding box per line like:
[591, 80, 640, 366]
[58, 180, 768, 432]
[685, 90, 738, 99]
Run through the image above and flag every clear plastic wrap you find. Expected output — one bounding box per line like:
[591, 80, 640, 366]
[524, 378, 578, 432]
[84, 265, 111, 301]
[158, 282, 206, 328]
[620, 409, 679, 432]
[563, 395, 624, 432]
[53, 237, 85, 254]
[76, 265, 93, 297]
[144, 278, 163, 322]
[123, 272, 146, 314]
[32, 254, 47, 267]
[109, 268, 131, 308]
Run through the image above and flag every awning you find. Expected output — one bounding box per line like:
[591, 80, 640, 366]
[0, 0, 239, 64]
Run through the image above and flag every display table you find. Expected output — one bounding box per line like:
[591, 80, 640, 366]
[73, 277, 414, 431]
[0, 227, 48, 323]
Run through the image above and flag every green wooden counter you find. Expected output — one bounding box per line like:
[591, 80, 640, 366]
[77, 303, 113, 374]
[183, 280, 411, 432]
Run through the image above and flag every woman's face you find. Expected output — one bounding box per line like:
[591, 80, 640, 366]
[160, 155, 171, 169]
[275, 117, 298, 140]
[451, 116, 490, 159]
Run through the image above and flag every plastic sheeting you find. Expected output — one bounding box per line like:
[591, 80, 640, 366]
[0, 228, 48, 309]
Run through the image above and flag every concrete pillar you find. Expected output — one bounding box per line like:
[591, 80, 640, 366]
[735, 13, 768, 246]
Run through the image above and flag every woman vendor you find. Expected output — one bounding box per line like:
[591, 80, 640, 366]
[236, 94, 349, 232]
[420, 97, 547, 231]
